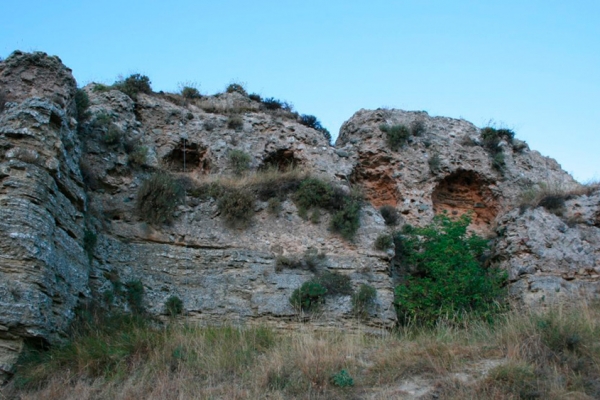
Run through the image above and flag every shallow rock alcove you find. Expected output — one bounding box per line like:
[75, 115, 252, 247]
[163, 139, 210, 173]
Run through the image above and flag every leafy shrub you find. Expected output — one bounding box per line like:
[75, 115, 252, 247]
[410, 119, 426, 136]
[217, 187, 255, 228]
[83, 230, 97, 262]
[276, 250, 328, 273]
[289, 281, 327, 311]
[128, 146, 148, 167]
[103, 124, 123, 145]
[125, 280, 145, 313]
[226, 83, 247, 96]
[428, 152, 441, 173]
[136, 172, 185, 225]
[331, 369, 354, 387]
[352, 284, 377, 318]
[262, 97, 293, 111]
[379, 205, 399, 226]
[165, 295, 183, 316]
[113, 74, 152, 100]
[380, 124, 411, 151]
[293, 178, 362, 240]
[181, 86, 201, 99]
[74, 88, 90, 122]
[248, 93, 262, 102]
[394, 214, 507, 326]
[299, 114, 331, 143]
[316, 271, 353, 296]
[491, 152, 506, 172]
[228, 149, 251, 174]
[374, 234, 393, 250]
[480, 127, 515, 173]
[227, 114, 244, 130]
[537, 194, 566, 215]
[267, 197, 282, 215]
[330, 198, 361, 241]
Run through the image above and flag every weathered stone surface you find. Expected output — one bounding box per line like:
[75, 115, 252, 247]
[1, 50, 598, 381]
[493, 189, 600, 307]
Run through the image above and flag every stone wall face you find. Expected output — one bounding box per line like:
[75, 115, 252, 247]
[0, 51, 597, 381]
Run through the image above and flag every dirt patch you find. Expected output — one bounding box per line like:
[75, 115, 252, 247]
[432, 169, 499, 232]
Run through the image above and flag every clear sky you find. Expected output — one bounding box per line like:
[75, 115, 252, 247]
[1, 1, 598, 182]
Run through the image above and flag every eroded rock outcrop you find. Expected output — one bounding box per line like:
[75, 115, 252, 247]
[0, 50, 597, 382]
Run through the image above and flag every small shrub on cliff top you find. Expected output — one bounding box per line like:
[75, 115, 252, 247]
[226, 83, 247, 96]
[136, 172, 185, 225]
[394, 214, 507, 326]
[299, 114, 332, 143]
[113, 74, 152, 100]
[380, 124, 411, 151]
[181, 86, 201, 99]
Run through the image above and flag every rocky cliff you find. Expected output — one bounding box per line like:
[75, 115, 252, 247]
[1, 51, 598, 381]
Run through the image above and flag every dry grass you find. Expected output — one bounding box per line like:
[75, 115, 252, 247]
[517, 181, 598, 215]
[4, 303, 600, 399]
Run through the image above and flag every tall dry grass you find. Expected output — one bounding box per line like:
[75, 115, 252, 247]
[4, 302, 600, 399]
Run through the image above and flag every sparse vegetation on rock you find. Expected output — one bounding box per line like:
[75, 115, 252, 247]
[136, 172, 185, 225]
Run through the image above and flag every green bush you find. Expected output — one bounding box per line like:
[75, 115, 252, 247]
[83, 230, 97, 262]
[380, 124, 411, 151]
[136, 172, 185, 225]
[480, 127, 515, 173]
[228, 149, 251, 174]
[165, 295, 183, 316]
[128, 146, 148, 167]
[275, 250, 328, 273]
[262, 97, 293, 111]
[289, 281, 327, 311]
[248, 93, 262, 102]
[331, 369, 354, 387]
[352, 284, 377, 318]
[330, 198, 361, 241]
[74, 89, 90, 122]
[293, 178, 334, 215]
[103, 124, 123, 145]
[379, 205, 399, 226]
[113, 74, 152, 100]
[299, 114, 331, 143]
[181, 86, 201, 99]
[394, 214, 507, 326]
[374, 234, 393, 250]
[125, 280, 145, 313]
[227, 114, 244, 130]
[410, 120, 426, 136]
[226, 83, 247, 96]
[316, 271, 353, 296]
[217, 187, 255, 228]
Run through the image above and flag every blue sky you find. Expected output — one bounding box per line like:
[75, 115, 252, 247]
[1, 1, 598, 182]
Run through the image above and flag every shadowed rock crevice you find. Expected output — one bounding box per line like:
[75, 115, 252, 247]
[259, 149, 301, 171]
[432, 169, 499, 232]
[163, 139, 210, 173]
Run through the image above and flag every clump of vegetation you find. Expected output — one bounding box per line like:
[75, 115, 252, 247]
[428, 152, 441, 173]
[315, 271, 353, 296]
[352, 284, 377, 318]
[124, 280, 145, 314]
[275, 249, 328, 273]
[379, 205, 399, 226]
[517, 182, 591, 217]
[228, 149, 251, 175]
[165, 295, 184, 316]
[289, 281, 327, 311]
[181, 86, 201, 99]
[410, 119, 426, 136]
[226, 83, 247, 96]
[293, 177, 362, 240]
[331, 369, 354, 388]
[248, 93, 262, 102]
[267, 197, 282, 215]
[380, 124, 411, 150]
[83, 230, 97, 262]
[217, 187, 255, 228]
[74, 88, 90, 123]
[113, 74, 152, 100]
[374, 234, 393, 250]
[103, 124, 123, 145]
[136, 172, 185, 225]
[480, 127, 515, 173]
[394, 214, 507, 326]
[261, 97, 293, 111]
[227, 114, 244, 130]
[299, 114, 331, 143]
[128, 145, 148, 167]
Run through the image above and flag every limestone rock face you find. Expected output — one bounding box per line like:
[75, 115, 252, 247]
[0, 50, 598, 381]
[493, 189, 600, 307]
[0, 52, 87, 381]
[336, 109, 578, 234]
